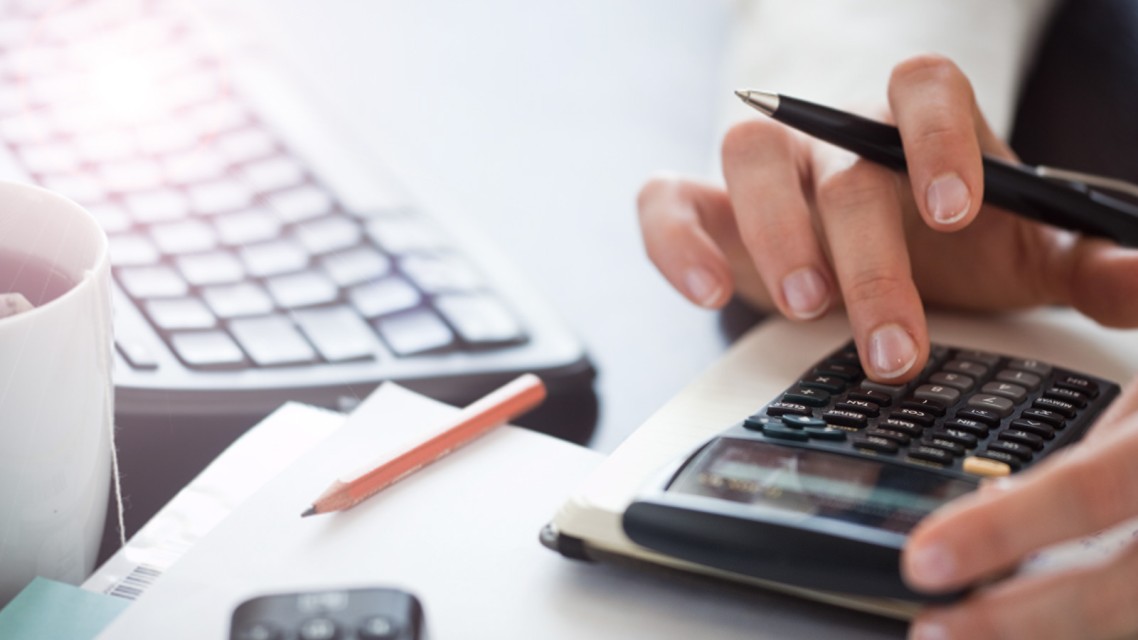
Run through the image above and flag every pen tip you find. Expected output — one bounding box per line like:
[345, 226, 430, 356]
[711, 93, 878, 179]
[733, 89, 748, 100]
[301, 506, 317, 518]
[733, 89, 779, 116]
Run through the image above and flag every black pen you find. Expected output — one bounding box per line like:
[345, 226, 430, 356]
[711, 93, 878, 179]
[735, 89, 1138, 247]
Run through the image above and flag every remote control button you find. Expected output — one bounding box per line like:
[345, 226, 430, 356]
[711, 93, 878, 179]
[999, 430, 1044, 451]
[358, 616, 400, 640]
[823, 410, 868, 429]
[914, 384, 960, 406]
[966, 394, 1015, 417]
[975, 450, 1023, 471]
[782, 387, 830, 407]
[1055, 375, 1098, 398]
[804, 427, 847, 441]
[835, 399, 880, 417]
[963, 456, 1012, 477]
[1042, 387, 1088, 408]
[890, 408, 936, 427]
[847, 389, 892, 407]
[944, 359, 989, 378]
[943, 419, 989, 437]
[1021, 408, 1066, 428]
[920, 436, 967, 456]
[954, 350, 1001, 367]
[762, 424, 810, 441]
[929, 427, 979, 448]
[1008, 358, 1052, 376]
[799, 374, 846, 393]
[1009, 419, 1056, 440]
[298, 617, 339, 640]
[865, 428, 911, 444]
[743, 415, 777, 431]
[813, 363, 861, 380]
[767, 402, 812, 417]
[955, 407, 1002, 426]
[879, 418, 923, 437]
[987, 440, 1033, 461]
[850, 435, 899, 454]
[908, 446, 955, 466]
[781, 415, 827, 429]
[901, 398, 947, 417]
[929, 372, 974, 392]
[1033, 397, 1077, 418]
[995, 369, 1042, 391]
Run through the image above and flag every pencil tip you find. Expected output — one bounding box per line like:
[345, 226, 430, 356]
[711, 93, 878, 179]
[301, 507, 317, 518]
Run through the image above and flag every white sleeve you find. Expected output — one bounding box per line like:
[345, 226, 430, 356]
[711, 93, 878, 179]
[722, 0, 1060, 140]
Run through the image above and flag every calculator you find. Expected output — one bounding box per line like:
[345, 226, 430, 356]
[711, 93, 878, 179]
[229, 587, 424, 640]
[622, 341, 1120, 601]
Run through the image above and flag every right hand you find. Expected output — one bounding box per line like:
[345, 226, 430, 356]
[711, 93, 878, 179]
[637, 54, 1138, 383]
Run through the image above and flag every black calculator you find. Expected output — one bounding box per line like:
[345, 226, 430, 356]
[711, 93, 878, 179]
[623, 341, 1119, 601]
[230, 587, 424, 640]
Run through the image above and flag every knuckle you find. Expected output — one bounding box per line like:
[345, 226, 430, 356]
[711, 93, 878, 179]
[842, 266, 908, 306]
[890, 53, 962, 88]
[721, 119, 787, 167]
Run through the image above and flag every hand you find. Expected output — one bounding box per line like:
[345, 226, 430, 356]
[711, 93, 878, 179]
[637, 54, 1138, 382]
[902, 379, 1138, 640]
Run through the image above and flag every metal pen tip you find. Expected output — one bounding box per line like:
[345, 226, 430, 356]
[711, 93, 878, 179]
[734, 89, 780, 116]
[301, 506, 317, 518]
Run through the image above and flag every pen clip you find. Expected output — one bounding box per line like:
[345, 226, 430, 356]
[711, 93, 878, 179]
[1035, 165, 1138, 202]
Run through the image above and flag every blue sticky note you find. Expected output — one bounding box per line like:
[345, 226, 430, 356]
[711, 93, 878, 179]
[0, 577, 130, 640]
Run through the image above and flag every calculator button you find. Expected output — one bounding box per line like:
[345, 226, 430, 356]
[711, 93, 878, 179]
[846, 389, 892, 407]
[954, 350, 1001, 367]
[943, 419, 989, 437]
[943, 360, 989, 378]
[813, 363, 860, 380]
[804, 427, 847, 441]
[988, 441, 1033, 461]
[762, 424, 810, 441]
[1021, 408, 1066, 428]
[981, 381, 1028, 403]
[822, 410, 869, 429]
[743, 415, 777, 431]
[1008, 359, 1052, 376]
[975, 450, 1023, 471]
[928, 427, 979, 448]
[859, 380, 906, 396]
[955, 408, 1002, 427]
[908, 446, 955, 466]
[1032, 397, 1077, 418]
[890, 408, 936, 427]
[766, 402, 812, 418]
[781, 415, 827, 429]
[901, 398, 947, 417]
[298, 617, 339, 640]
[929, 372, 974, 392]
[999, 430, 1044, 451]
[850, 435, 899, 454]
[913, 385, 960, 406]
[835, 399, 880, 417]
[233, 622, 282, 640]
[995, 369, 1042, 391]
[826, 346, 861, 365]
[1009, 419, 1056, 440]
[966, 394, 1015, 417]
[879, 418, 923, 437]
[1055, 375, 1099, 398]
[782, 387, 830, 407]
[799, 375, 846, 393]
[865, 428, 911, 444]
[358, 616, 401, 640]
[963, 456, 1012, 477]
[1042, 387, 1088, 408]
[921, 435, 968, 455]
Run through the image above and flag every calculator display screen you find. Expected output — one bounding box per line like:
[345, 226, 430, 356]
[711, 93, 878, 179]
[668, 439, 977, 534]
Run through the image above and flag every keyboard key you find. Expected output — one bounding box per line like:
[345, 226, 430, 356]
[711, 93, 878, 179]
[1033, 397, 1077, 418]
[822, 409, 868, 429]
[890, 408, 935, 427]
[865, 428, 910, 444]
[919, 437, 966, 456]
[954, 350, 1001, 367]
[434, 294, 525, 345]
[86, 202, 133, 234]
[189, 99, 248, 136]
[78, 130, 136, 164]
[293, 306, 380, 362]
[926, 430, 977, 449]
[995, 369, 1042, 391]
[1008, 359, 1052, 376]
[150, 219, 219, 255]
[804, 427, 847, 441]
[144, 297, 217, 331]
[1021, 408, 1066, 428]
[322, 246, 392, 287]
[243, 156, 306, 193]
[846, 389, 891, 406]
[966, 394, 1015, 418]
[834, 399, 880, 417]
[962, 456, 1012, 477]
[98, 158, 164, 192]
[18, 141, 81, 174]
[761, 424, 810, 441]
[981, 381, 1028, 403]
[1009, 419, 1056, 440]
[975, 450, 1023, 471]
[41, 174, 106, 205]
[269, 185, 334, 223]
[162, 148, 228, 184]
[1042, 388, 1088, 409]
[374, 308, 455, 356]
[901, 398, 947, 416]
[850, 435, 898, 454]
[943, 359, 988, 378]
[215, 208, 283, 246]
[859, 379, 906, 396]
[878, 418, 922, 436]
[987, 440, 1033, 462]
[400, 254, 483, 294]
[955, 407, 1001, 426]
[782, 387, 830, 407]
[999, 430, 1044, 451]
[780, 415, 827, 429]
[296, 216, 362, 255]
[928, 372, 974, 392]
[116, 339, 159, 370]
[1055, 375, 1099, 398]
[229, 315, 318, 366]
[188, 179, 255, 215]
[240, 239, 309, 277]
[366, 216, 448, 254]
[907, 446, 955, 466]
[117, 265, 189, 298]
[124, 189, 193, 224]
[743, 415, 777, 431]
[798, 374, 846, 393]
[765, 402, 812, 418]
[265, 271, 339, 309]
[215, 128, 277, 164]
[913, 384, 960, 405]
[943, 419, 989, 437]
[169, 330, 247, 369]
[109, 234, 161, 267]
[812, 362, 860, 380]
[349, 277, 421, 318]
[177, 251, 245, 286]
[138, 122, 200, 156]
[201, 282, 275, 318]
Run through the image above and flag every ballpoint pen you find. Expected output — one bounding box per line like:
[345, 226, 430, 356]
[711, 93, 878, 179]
[735, 89, 1138, 247]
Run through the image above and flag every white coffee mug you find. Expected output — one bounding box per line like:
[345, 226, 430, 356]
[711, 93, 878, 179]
[0, 181, 113, 605]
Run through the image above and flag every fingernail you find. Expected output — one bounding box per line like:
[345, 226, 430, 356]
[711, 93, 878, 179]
[781, 267, 830, 319]
[868, 324, 918, 379]
[684, 267, 722, 307]
[910, 620, 951, 640]
[926, 173, 971, 225]
[909, 544, 956, 588]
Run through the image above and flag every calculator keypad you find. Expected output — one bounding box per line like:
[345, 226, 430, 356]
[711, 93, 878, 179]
[739, 341, 1118, 479]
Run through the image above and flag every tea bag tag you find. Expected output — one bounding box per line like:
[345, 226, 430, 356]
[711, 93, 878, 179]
[0, 292, 34, 319]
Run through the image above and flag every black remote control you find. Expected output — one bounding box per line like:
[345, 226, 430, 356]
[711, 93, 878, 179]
[230, 587, 424, 640]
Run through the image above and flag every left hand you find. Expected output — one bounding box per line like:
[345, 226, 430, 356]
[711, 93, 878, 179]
[903, 378, 1138, 640]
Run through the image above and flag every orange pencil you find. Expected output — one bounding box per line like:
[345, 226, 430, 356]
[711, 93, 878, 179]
[301, 373, 547, 516]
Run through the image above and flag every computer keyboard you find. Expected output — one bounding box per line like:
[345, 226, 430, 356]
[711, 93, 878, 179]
[0, 0, 590, 418]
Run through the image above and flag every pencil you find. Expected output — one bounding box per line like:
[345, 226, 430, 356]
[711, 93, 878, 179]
[301, 373, 547, 516]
